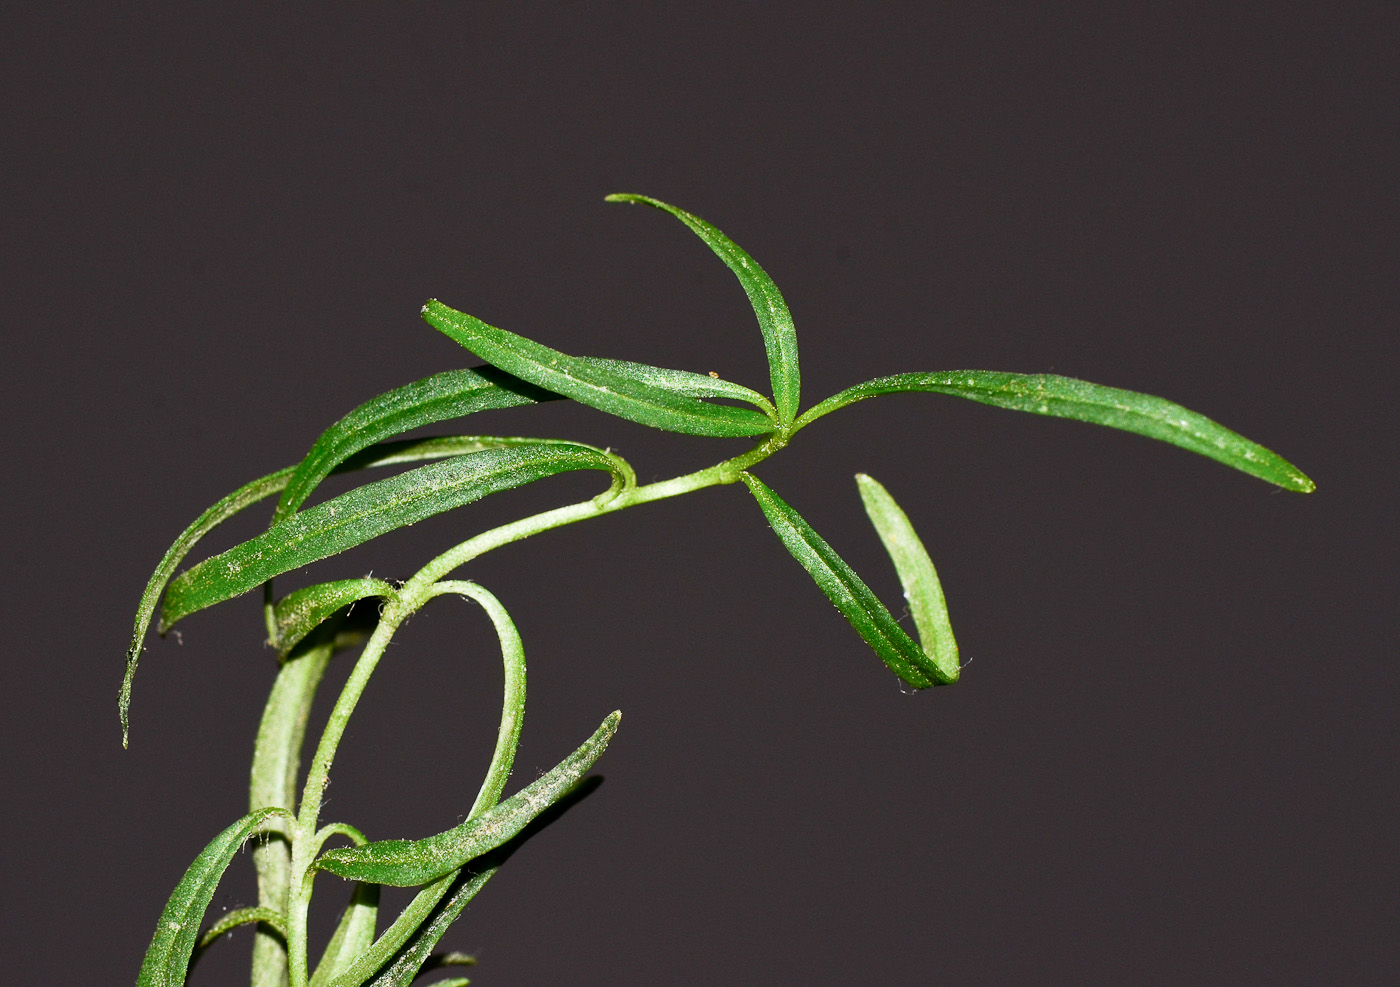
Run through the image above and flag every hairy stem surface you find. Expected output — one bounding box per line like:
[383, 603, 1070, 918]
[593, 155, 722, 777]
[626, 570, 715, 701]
[248, 642, 333, 987]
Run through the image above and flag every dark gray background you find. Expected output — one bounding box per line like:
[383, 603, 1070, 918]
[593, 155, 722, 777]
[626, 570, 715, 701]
[4, 4, 1395, 984]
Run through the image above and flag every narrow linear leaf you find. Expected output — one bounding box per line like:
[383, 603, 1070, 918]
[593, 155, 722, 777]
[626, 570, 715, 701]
[309, 882, 380, 987]
[122, 466, 291, 746]
[161, 443, 627, 632]
[740, 474, 942, 688]
[327, 776, 603, 987]
[188, 906, 286, 985]
[357, 868, 496, 987]
[352, 779, 602, 987]
[137, 807, 292, 987]
[122, 434, 527, 745]
[337, 434, 542, 471]
[272, 579, 397, 656]
[578, 355, 776, 417]
[317, 711, 621, 886]
[274, 367, 560, 523]
[194, 906, 287, 952]
[606, 194, 802, 427]
[795, 371, 1315, 492]
[855, 474, 959, 682]
[422, 300, 775, 437]
[323, 873, 458, 987]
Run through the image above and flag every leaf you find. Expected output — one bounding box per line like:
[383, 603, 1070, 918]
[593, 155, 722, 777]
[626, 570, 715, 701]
[326, 778, 604, 987]
[160, 442, 628, 632]
[795, 371, 1316, 492]
[357, 868, 496, 987]
[606, 194, 802, 427]
[740, 474, 945, 688]
[350, 779, 602, 987]
[122, 466, 293, 746]
[322, 874, 459, 987]
[422, 300, 776, 437]
[194, 906, 287, 951]
[338, 434, 542, 470]
[272, 579, 397, 656]
[187, 906, 287, 984]
[309, 882, 380, 987]
[136, 807, 292, 987]
[122, 434, 530, 746]
[317, 711, 621, 886]
[855, 474, 959, 682]
[274, 367, 560, 524]
[578, 356, 776, 416]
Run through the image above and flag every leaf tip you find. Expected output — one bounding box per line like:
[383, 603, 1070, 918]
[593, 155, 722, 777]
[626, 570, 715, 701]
[119, 642, 140, 748]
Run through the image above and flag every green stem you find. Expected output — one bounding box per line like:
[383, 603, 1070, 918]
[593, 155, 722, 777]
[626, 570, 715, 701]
[285, 615, 403, 987]
[402, 434, 786, 596]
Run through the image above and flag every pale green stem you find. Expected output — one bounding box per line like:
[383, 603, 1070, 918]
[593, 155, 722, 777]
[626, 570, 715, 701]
[285, 615, 403, 987]
[249, 641, 333, 987]
[401, 435, 785, 597]
[425, 581, 528, 819]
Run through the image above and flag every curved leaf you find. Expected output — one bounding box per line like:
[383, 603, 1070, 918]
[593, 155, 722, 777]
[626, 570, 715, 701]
[795, 371, 1315, 492]
[422, 300, 775, 437]
[194, 906, 287, 952]
[317, 711, 620, 886]
[309, 882, 380, 987]
[274, 367, 559, 523]
[272, 579, 397, 656]
[741, 473, 945, 688]
[137, 807, 292, 987]
[188, 906, 287, 984]
[122, 466, 293, 746]
[122, 434, 530, 745]
[855, 474, 959, 682]
[606, 194, 801, 427]
[161, 442, 627, 632]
